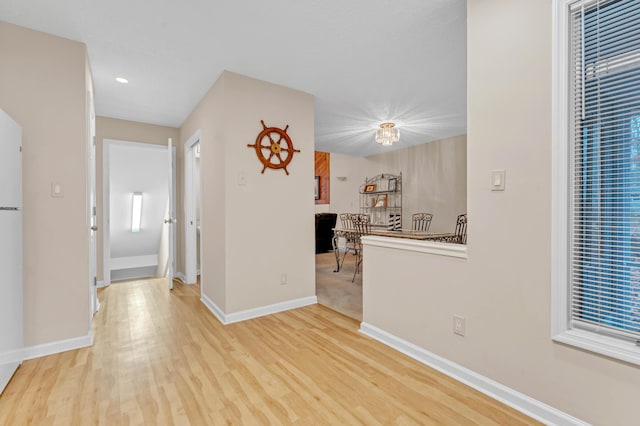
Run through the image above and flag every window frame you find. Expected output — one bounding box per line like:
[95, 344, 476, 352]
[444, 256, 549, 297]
[551, 0, 640, 365]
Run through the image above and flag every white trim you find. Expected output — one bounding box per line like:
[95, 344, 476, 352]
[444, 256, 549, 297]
[22, 332, 93, 361]
[201, 293, 226, 324]
[551, 0, 572, 340]
[167, 139, 177, 290]
[184, 130, 201, 285]
[111, 267, 157, 282]
[0, 348, 23, 365]
[97, 280, 107, 288]
[550, 0, 575, 339]
[87, 89, 98, 325]
[360, 323, 588, 426]
[105, 139, 171, 151]
[0, 362, 20, 394]
[550, 0, 640, 365]
[102, 139, 111, 286]
[178, 274, 198, 286]
[224, 296, 317, 324]
[362, 236, 467, 259]
[200, 293, 318, 325]
[174, 272, 187, 284]
[554, 329, 640, 366]
[110, 254, 158, 270]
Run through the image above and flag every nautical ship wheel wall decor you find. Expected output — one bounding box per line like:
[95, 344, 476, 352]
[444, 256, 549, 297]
[247, 120, 300, 175]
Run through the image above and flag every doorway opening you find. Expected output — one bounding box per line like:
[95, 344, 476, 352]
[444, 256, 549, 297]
[315, 243, 362, 321]
[102, 139, 176, 287]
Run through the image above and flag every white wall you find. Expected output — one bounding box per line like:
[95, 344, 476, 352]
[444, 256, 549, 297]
[362, 2, 640, 425]
[179, 75, 227, 309]
[327, 135, 467, 232]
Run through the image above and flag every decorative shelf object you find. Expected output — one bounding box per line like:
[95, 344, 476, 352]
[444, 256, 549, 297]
[359, 173, 402, 230]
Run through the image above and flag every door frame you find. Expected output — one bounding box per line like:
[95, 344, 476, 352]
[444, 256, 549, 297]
[87, 89, 97, 323]
[102, 139, 175, 286]
[167, 138, 176, 290]
[184, 130, 202, 285]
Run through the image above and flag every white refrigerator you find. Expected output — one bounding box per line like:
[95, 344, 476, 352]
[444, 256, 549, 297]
[0, 108, 23, 395]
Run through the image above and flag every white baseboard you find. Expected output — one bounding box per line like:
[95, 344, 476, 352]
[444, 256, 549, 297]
[201, 293, 226, 324]
[174, 272, 186, 283]
[22, 332, 94, 361]
[0, 362, 20, 394]
[359, 322, 587, 426]
[110, 254, 158, 270]
[201, 293, 317, 325]
[0, 347, 23, 365]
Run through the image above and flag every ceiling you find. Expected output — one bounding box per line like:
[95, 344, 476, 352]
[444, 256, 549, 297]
[0, 0, 467, 157]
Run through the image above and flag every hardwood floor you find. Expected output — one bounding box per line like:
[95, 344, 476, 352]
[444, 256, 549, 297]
[0, 278, 540, 425]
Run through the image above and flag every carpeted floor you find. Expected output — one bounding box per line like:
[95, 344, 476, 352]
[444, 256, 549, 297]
[315, 251, 362, 320]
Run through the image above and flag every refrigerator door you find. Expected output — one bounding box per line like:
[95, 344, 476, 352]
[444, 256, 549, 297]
[0, 210, 23, 394]
[0, 109, 22, 207]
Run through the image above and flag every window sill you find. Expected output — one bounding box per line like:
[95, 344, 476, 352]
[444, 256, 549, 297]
[553, 329, 640, 366]
[361, 236, 467, 259]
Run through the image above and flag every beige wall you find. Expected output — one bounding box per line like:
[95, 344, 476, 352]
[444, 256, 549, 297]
[95, 117, 180, 282]
[179, 75, 227, 309]
[180, 71, 315, 314]
[327, 153, 372, 217]
[328, 135, 467, 232]
[367, 135, 467, 231]
[362, 1, 640, 425]
[0, 22, 90, 346]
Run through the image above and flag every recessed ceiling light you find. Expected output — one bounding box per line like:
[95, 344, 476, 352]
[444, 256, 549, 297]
[115, 77, 128, 84]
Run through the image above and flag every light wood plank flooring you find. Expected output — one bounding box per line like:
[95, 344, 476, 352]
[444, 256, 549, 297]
[0, 278, 540, 425]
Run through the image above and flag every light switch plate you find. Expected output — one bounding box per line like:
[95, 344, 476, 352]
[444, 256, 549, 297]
[491, 170, 506, 191]
[238, 172, 247, 186]
[454, 315, 465, 336]
[51, 182, 64, 198]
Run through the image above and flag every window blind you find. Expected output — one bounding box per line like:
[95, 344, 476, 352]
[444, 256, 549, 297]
[570, 0, 640, 341]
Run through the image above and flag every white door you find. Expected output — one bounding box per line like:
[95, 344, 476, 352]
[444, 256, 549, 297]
[0, 109, 22, 395]
[0, 111, 21, 207]
[87, 91, 98, 314]
[167, 138, 176, 290]
[0, 210, 22, 394]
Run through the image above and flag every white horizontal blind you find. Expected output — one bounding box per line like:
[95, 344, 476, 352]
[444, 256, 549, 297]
[570, 0, 640, 341]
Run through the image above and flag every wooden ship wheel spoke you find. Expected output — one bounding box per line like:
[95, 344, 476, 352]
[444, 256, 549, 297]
[247, 120, 300, 175]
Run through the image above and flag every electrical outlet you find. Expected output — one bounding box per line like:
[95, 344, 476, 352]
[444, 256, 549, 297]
[280, 273, 287, 285]
[453, 315, 465, 336]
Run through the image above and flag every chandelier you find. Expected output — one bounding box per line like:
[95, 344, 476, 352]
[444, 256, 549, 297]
[375, 122, 399, 146]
